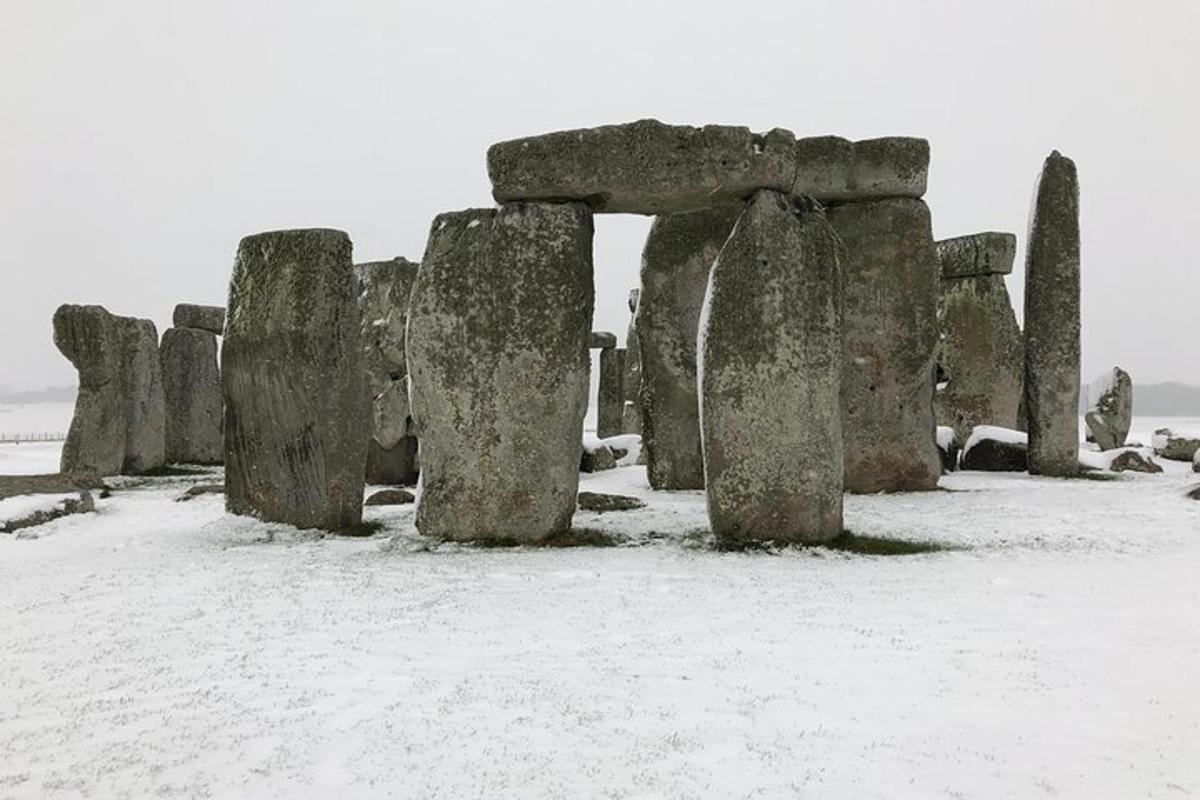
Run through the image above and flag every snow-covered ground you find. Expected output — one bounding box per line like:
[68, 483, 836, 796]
[2, 419, 1199, 798]
[0, 401, 73, 441]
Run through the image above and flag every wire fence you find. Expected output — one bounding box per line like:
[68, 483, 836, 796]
[0, 432, 67, 444]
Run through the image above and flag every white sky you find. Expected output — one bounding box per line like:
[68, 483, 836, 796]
[2, 0, 1197, 390]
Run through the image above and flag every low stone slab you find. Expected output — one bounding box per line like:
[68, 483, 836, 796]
[936, 232, 1017, 279]
[161, 327, 223, 464]
[1109, 450, 1162, 474]
[1, 491, 95, 534]
[365, 488, 415, 506]
[173, 304, 226, 335]
[577, 491, 645, 512]
[487, 119, 928, 215]
[175, 483, 224, 502]
[959, 426, 1028, 472]
[0, 473, 107, 500]
[1152, 428, 1200, 462]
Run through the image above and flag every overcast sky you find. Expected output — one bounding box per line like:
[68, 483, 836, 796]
[2, 0, 1197, 391]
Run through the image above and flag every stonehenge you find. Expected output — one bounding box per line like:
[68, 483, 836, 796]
[934, 232, 1024, 445]
[1023, 151, 1081, 477]
[596, 345, 625, 439]
[357, 257, 421, 485]
[1084, 367, 1132, 451]
[699, 191, 844, 545]
[160, 305, 223, 464]
[407, 203, 593, 543]
[172, 303, 225, 335]
[621, 288, 642, 436]
[222, 228, 371, 533]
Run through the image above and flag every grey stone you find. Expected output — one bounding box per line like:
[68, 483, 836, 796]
[487, 120, 929, 215]
[621, 288, 643, 436]
[1194, 449, 1200, 473]
[53, 304, 126, 477]
[175, 483, 224, 501]
[828, 198, 941, 493]
[222, 228, 371, 532]
[356, 257, 420, 485]
[588, 331, 617, 349]
[959, 433, 1028, 472]
[597, 347, 624, 439]
[160, 327, 223, 464]
[0, 473, 107, 500]
[1084, 367, 1133, 451]
[173, 304, 226, 335]
[637, 206, 741, 489]
[1024, 151, 1081, 477]
[577, 491, 646, 512]
[699, 190, 844, 546]
[115, 316, 166, 474]
[935, 232, 1017, 279]
[1153, 428, 1200, 462]
[580, 441, 617, 473]
[408, 203, 593, 542]
[1, 491, 95, 534]
[1109, 450, 1162, 474]
[934, 235, 1024, 445]
[364, 488, 415, 506]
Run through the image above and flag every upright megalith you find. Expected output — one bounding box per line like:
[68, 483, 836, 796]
[160, 326, 222, 464]
[115, 316, 166, 474]
[407, 203, 593, 543]
[222, 228, 370, 532]
[1023, 151, 1081, 476]
[597, 346, 625, 439]
[934, 232, 1024, 444]
[356, 257, 421, 485]
[828, 198, 941, 492]
[1084, 367, 1132, 451]
[699, 191, 844, 546]
[173, 304, 226, 335]
[53, 305, 126, 477]
[637, 206, 740, 489]
[622, 288, 643, 435]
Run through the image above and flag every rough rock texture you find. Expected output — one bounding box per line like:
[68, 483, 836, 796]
[597, 347, 625, 439]
[407, 203, 593, 542]
[934, 233, 1024, 445]
[828, 198, 941, 493]
[1, 491, 95, 534]
[1152, 429, 1200, 462]
[588, 331, 617, 349]
[960, 437, 1028, 472]
[1024, 151, 1081, 477]
[622, 288, 642, 435]
[935, 232, 1017, 279]
[577, 491, 646, 512]
[1109, 450, 1162, 474]
[364, 488, 415, 506]
[580, 441, 617, 473]
[356, 257, 421, 486]
[0, 473, 107, 500]
[1084, 367, 1133, 451]
[487, 120, 928, 214]
[222, 228, 371, 532]
[699, 191, 843, 546]
[115, 316, 166, 474]
[160, 327, 223, 464]
[53, 305, 127, 477]
[173, 304, 226, 335]
[175, 483, 224, 502]
[637, 206, 741, 489]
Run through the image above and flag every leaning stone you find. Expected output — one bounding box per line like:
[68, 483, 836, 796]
[1084, 367, 1133, 451]
[172, 304, 226, 335]
[597, 347, 624, 439]
[53, 305, 126, 477]
[621, 288, 643, 435]
[959, 426, 1028, 472]
[934, 234, 1023, 445]
[1152, 428, 1200, 462]
[588, 331, 617, 349]
[638, 206, 741, 489]
[488, 119, 796, 214]
[364, 488, 415, 506]
[1109, 450, 1162, 474]
[936, 232, 1017, 279]
[408, 204, 593, 543]
[792, 136, 929, 202]
[160, 327, 223, 464]
[577, 491, 646, 512]
[1024, 151, 1081, 476]
[828, 198, 941, 493]
[700, 190, 843, 546]
[222, 228, 371, 532]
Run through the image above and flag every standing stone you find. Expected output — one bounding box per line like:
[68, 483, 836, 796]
[1084, 367, 1132, 451]
[115, 316, 166, 474]
[173, 304, 226, 335]
[597, 347, 625, 438]
[621, 288, 643, 435]
[828, 198, 941, 492]
[699, 191, 843, 546]
[53, 305, 126, 477]
[637, 206, 740, 489]
[222, 228, 370, 532]
[934, 232, 1024, 444]
[407, 203, 593, 542]
[160, 327, 223, 464]
[356, 257, 421, 485]
[1024, 151, 1081, 476]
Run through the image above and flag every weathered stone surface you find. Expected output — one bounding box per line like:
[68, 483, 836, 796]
[53, 304, 126, 477]
[577, 491, 646, 512]
[160, 327, 223, 464]
[699, 191, 843, 546]
[364, 488, 415, 506]
[638, 206, 740, 489]
[588, 331, 617, 349]
[597, 347, 624, 439]
[622, 288, 643, 436]
[173, 304, 226, 335]
[488, 120, 929, 214]
[580, 441, 617, 473]
[356, 257, 420, 485]
[828, 198, 941, 493]
[959, 429, 1028, 472]
[1109, 450, 1162, 474]
[934, 234, 1023, 445]
[1024, 151, 1081, 477]
[222, 228, 371, 532]
[175, 483, 224, 501]
[935, 232, 1017, 279]
[1152, 428, 1200, 462]
[792, 136, 929, 203]
[1084, 367, 1132, 451]
[408, 204, 593, 542]
[0, 473, 107, 500]
[1, 491, 95, 534]
[115, 316, 166, 474]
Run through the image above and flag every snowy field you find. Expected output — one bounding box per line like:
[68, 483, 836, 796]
[2, 420, 1199, 798]
[0, 401, 73, 441]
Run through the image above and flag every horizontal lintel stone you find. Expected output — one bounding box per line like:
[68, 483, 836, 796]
[936, 232, 1017, 279]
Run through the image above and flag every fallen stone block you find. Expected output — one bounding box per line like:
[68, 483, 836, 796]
[1152, 428, 1200, 462]
[365, 488, 415, 506]
[577, 491, 646, 512]
[959, 426, 1028, 472]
